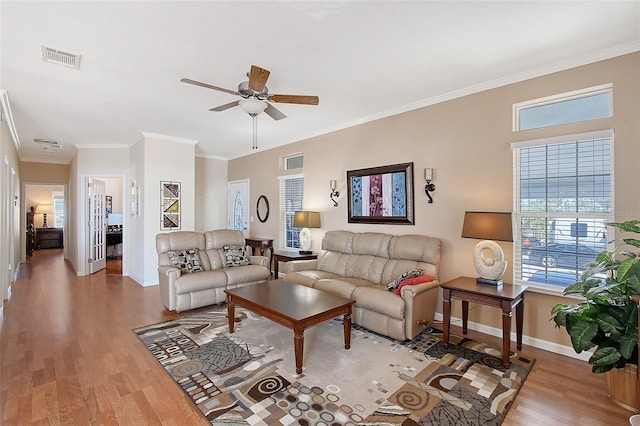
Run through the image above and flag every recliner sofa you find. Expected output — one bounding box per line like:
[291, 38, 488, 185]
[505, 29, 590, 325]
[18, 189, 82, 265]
[282, 230, 441, 341]
[156, 229, 270, 312]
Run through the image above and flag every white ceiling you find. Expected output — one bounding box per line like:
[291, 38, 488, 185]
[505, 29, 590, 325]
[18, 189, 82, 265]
[2, 1, 639, 164]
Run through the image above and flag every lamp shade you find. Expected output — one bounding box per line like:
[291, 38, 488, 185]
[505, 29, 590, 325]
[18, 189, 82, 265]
[35, 204, 53, 215]
[293, 211, 321, 229]
[461, 211, 513, 242]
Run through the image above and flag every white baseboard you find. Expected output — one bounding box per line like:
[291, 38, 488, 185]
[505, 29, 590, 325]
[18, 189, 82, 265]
[123, 272, 158, 287]
[433, 312, 592, 362]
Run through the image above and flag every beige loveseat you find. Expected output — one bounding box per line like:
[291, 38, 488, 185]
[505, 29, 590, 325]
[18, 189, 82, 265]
[156, 229, 270, 312]
[283, 230, 441, 341]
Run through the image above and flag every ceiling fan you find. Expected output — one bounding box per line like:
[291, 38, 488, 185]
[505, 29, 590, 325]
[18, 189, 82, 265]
[181, 65, 319, 149]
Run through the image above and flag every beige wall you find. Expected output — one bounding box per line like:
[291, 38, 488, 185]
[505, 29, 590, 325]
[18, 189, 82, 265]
[19, 161, 69, 183]
[228, 52, 640, 355]
[195, 156, 227, 232]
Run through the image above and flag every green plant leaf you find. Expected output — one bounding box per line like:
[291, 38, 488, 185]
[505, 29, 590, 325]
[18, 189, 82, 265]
[623, 238, 640, 249]
[592, 364, 615, 374]
[568, 321, 598, 352]
[589, 346, 621, 368]
[595, 312, 623, 334]
[619, 331, 638, 359]
[617, 257, 635, 282]
[610, 221, 640, 234]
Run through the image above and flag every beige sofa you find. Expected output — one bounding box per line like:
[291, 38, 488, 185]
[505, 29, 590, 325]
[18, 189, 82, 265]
[283, 230, 441, 341]
[156, 229, 270, 312]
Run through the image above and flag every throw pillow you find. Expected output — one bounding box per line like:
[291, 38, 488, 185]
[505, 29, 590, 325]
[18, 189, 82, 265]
[392, 274, 434, 295]
[222, 245, 251, 267]
[386, 268, 425, 291]
[167, 248, 204, 274]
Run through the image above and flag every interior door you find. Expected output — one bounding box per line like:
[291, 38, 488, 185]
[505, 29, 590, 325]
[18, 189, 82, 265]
[227, 179, 249, 236]
[87, 178, 106, 274]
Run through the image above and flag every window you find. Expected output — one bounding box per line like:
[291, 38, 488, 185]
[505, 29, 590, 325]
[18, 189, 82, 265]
[279, 174, 304, 249]
[53, 191, 64, 228]
[514, 84, 612, 131]
[283, 153, 303, 170]
[512, 130, 613, 290]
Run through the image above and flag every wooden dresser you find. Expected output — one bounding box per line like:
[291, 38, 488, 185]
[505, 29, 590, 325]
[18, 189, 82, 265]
[36, 228, 63, 249]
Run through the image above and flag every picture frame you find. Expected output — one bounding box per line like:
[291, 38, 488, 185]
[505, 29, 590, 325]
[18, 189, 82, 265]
[347, 162, 415, 225]
[161, 181, 181, 230]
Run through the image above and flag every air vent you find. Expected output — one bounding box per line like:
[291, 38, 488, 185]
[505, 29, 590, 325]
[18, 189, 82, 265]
[41, 45, 81, 69]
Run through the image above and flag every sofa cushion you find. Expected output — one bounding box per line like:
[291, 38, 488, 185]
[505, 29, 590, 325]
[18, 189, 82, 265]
[224, 264, 269, 286]
[175, 270, 227, 294]
[353, 286, 406, 320]
[284, 270, 341, 288]
[313, 277, 376, 300]
[385, 268, 424, 291]
[222, 245, 251, 267]
[167, 248, 205, 274]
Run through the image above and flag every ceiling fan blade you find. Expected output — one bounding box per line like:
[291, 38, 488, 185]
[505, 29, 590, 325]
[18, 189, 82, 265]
[269, 94, 319, 105]
[248, 65, 270, 92]
[264, 103, 287, 121]
[180, 78, 239, 95]
[209, 100, 240, 112]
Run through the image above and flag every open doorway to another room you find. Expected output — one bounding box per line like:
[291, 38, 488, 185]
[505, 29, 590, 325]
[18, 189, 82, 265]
[102, 177, 123, 275]
[25, 184, 65, 258]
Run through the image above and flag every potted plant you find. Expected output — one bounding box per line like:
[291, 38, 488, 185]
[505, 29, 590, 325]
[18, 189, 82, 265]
[551, 220, 640, 410]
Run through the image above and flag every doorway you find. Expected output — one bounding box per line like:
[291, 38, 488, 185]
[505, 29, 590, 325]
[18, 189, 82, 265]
[25, 183, 66, 259]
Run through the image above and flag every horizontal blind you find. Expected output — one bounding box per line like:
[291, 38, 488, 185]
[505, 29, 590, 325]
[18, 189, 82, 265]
[279, 174, 304, 249]
[512, 132, 613, 289]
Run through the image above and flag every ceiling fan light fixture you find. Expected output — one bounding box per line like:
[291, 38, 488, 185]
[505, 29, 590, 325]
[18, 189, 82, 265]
[239, 98, 267, 115]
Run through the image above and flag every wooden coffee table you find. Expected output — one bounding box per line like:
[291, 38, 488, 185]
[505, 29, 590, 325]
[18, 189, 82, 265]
[225, 280, 354, 374]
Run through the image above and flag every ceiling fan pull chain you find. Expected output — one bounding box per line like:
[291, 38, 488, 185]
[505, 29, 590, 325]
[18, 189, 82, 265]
[252, 114, 258, 150]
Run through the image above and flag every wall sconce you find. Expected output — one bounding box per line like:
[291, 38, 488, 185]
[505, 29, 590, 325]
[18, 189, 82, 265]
[330, 180, 340, 207]
[424, 168, 436, 203]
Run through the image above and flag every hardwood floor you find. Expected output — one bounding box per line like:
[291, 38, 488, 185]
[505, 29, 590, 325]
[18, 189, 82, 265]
[0, 249, 634, 425]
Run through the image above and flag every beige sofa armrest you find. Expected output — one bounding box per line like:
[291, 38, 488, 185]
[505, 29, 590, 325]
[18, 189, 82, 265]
[158, 265, 181, 311]
[249, 256, 269, 267]
[400, 280, 441, 339]
[159, 265, 181, 278]
[282, 259, 319, 273]
[399, 280, 440, 299]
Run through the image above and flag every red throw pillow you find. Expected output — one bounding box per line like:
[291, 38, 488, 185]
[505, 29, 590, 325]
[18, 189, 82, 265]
[392, 275, 434, 295]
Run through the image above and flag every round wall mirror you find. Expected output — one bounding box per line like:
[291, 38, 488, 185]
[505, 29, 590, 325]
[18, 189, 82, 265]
[256, 195, 269, 223]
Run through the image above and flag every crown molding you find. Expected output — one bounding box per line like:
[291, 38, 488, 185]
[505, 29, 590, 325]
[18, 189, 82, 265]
[0, 90, 20, 151]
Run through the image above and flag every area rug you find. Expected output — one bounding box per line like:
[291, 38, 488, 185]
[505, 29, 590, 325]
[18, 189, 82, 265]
[133, 306, 534, 425]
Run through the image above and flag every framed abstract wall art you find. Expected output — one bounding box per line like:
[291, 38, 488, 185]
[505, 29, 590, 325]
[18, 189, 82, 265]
[347, 162, 415, 224]
[161, 181, 181, 230]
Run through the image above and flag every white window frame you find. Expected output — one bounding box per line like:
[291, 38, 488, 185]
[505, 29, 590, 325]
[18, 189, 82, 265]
[53, 191, 64, 228]
[513, 84, 612, 132]
[278, 173, 304, 250]
[511, 129, 614, 292]
[283, 153, 304, 171]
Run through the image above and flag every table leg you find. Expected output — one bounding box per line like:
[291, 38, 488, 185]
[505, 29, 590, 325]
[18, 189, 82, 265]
[501, 301, 512, 368]
[344, 309, 352, 350]
[516, 297, 524, 350]
[442, 289, 451, 349]
[274, 257, 280, 278]
[226, 294, 235, 333]
[462, 300, 469, 334]
[294, 325, 304, 374]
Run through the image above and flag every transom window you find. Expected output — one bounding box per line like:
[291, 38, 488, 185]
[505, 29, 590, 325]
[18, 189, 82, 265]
[512, 130, 613, 290]
[513, 84, 612, 131]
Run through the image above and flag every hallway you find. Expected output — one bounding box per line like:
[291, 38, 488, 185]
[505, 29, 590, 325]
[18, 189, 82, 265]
[0, 249, 207, 424]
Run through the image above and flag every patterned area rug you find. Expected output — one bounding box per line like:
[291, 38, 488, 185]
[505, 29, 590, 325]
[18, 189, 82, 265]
[133, 306, 534, 425]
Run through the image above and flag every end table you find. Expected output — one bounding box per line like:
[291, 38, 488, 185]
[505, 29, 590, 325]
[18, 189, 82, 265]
[440, 276, 527, 367]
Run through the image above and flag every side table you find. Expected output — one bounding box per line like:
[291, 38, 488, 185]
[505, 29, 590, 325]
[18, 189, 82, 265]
[273, 250, 318, 278]
[440, 276, 527, 367]
[245, 237, 274, 275]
